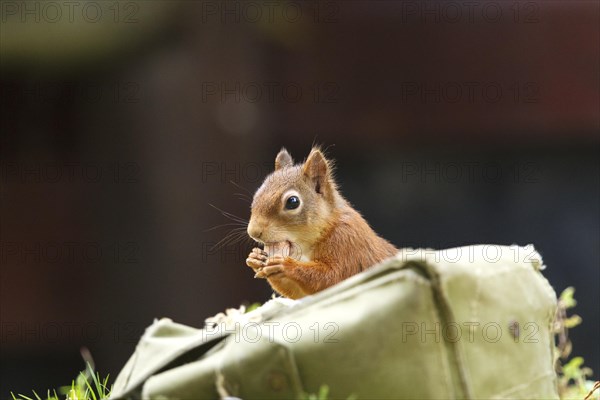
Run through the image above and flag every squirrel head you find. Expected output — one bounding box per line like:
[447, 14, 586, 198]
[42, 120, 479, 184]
[247, 147, 341, 247]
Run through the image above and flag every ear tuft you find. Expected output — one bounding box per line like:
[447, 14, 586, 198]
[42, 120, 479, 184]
[302, 148, 331, 194]
[275, 148, 294, 171]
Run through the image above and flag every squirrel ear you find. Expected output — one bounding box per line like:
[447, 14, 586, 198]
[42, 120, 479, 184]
[302, 148, 331, 194]
[275, 148, 294, 170]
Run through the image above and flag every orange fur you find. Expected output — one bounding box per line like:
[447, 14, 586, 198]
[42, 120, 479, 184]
[246, 147, 398, 299]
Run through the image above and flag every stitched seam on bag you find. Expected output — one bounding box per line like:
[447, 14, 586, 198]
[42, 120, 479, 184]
[427, 299, 454, 396]
[414, 261, 474, 399]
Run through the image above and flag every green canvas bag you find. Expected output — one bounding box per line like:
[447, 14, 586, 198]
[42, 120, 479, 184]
[110, 245, 559, 399]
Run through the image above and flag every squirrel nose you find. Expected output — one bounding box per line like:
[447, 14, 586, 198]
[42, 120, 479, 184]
[247, 223, 263, 241]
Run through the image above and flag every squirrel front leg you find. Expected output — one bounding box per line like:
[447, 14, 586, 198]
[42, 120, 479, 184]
[255, 256, 342, 299]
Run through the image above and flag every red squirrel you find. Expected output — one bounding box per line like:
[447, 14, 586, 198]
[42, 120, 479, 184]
[246, 147, 398, 299]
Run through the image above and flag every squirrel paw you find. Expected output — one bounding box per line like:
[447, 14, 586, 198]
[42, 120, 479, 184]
[246, 247, 268, 272]
[254, 265, 283, 279]
[254, 256, 288, 278]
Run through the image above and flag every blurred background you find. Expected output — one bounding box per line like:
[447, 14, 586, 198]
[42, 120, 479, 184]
[1, 0, 598, 395]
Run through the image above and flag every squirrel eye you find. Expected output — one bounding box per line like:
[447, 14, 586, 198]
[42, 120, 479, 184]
[285, 195, 300, 210]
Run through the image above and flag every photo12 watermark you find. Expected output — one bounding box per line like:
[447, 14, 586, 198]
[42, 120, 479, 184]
[200, 159, 541, 187]
[201, 161, 271, 185]
[399, 81, 541, 104]
[1, 1, 140, 23]
[200, 81, 340, 104]
[1, 161, 141, 184]
[201, 240, 543, 268]
[199, 1, 340, 24]
[397, 1, 541, 24]
[1, 81, 143, 104]
[396, 161, 541, 184]
[0, 241, 140, 265]
[1, 321, 144, 345]
[399, 321, 540, 344]
[200, 319, 541, 345]
[203, 320, 340, 344]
